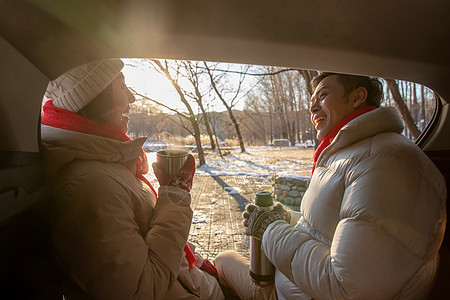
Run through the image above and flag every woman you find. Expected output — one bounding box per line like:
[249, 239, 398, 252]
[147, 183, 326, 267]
[40, 59, 223, 299]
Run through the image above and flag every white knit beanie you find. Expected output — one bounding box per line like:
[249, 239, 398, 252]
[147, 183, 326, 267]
[45, 59, 124, 112]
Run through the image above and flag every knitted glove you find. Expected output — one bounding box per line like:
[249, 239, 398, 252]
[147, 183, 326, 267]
[152, 154, 196, 192]
[242, 203, 257, 228]
[243, 203, 291, 239]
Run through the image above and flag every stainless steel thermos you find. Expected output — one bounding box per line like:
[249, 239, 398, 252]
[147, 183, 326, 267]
[249, 191, 276, 285]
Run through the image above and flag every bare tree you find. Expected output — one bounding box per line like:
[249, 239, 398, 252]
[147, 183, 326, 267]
[384, 78, 421, 139]
[127, 58, 435, 147]
[243, 92, 268, 144]
[125, 94, 162, 138]
[420, 85, 430, 130]
[298, 70, 319, 98]
[412, 82, 419, 124]
[204, 62, 248, 152]
[252, 67, 313, 146]
[181, 61, 216, 151]
[149, 59, 207, 165]
[297, 70, 319, 147]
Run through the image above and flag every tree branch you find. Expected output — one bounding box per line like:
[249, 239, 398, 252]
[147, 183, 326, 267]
[129, 87, 189, 119]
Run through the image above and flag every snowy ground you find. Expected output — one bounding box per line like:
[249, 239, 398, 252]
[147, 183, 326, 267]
[196, 147, 314, 177]
[144, 146, 314, 189]
[143, 146, 315, 259]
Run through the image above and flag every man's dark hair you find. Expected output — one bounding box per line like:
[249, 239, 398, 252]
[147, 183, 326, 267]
[311, 72, 384, 107]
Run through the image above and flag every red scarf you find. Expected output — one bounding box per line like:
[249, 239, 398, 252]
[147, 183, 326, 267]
[41, 100, 158, 196]
[312, 106, 377, 175]
[42, 100, 198, 268]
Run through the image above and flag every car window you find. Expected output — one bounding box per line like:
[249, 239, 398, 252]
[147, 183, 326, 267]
[121, 58, 437, 146]
[382, 78, 437, 140]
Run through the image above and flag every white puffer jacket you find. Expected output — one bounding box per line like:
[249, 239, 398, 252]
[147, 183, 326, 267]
[263, 107, 447, 299]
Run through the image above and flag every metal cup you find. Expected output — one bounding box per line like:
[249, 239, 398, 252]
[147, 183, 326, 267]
[156, 149, 189, 176]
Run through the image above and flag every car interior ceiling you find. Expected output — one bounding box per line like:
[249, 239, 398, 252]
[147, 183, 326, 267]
[0, 0, 449, 298]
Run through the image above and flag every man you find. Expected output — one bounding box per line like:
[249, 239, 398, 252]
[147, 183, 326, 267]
[40, 59, 223, 299]
[215, 73, 447, 299]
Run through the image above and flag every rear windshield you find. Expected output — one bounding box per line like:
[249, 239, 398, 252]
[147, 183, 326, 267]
[121, 58, 437, 144]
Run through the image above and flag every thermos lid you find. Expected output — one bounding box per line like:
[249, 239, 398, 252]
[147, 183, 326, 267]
[255, 191, 273, 207]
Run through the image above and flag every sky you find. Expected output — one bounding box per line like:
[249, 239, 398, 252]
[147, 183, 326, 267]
[122, 58, 252, 113]
[122, 58, 184, 112]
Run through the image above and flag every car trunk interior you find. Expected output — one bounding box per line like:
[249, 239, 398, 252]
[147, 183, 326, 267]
[1, 1, 449, 298]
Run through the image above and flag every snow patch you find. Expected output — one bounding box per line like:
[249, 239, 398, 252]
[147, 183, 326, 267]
[224, 186, 244, 194]
[144, 147, 313, 183]
[192, 211, 208, 224]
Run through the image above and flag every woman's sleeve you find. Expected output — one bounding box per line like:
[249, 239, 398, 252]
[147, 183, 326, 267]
[52, 174, 192, 300]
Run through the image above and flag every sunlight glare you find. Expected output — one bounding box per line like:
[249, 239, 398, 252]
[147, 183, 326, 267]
[122, 58, 183, 112]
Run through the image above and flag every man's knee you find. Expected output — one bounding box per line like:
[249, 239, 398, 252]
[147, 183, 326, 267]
[215, 250, 247, 270]
[214, 250, 235, 262]
[215, 251, 249, 283]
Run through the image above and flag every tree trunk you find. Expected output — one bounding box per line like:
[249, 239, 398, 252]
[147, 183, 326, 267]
[299, 70, 319, 97]
[191, 119, 205, 164]
[194, 91, 215, 150]
[209, 111, 226, 157]
[298, 70, 320, 147]
[271, 75, 289, 140]
[384, 78, 421, 140]
[201, 109, 216, 150]
[228, 110, 246, 152]
[185, 61, 217, 151]
[277, 105, 288, 139]
[204, 63, 246, 152]
[269, 105, 273, 144]
[152, 60, 206, 165]
[287, 78, 297, 146]
[420, 85, 426, 129]
[296, 109, 301, 143]
[412, 82, 419, 124]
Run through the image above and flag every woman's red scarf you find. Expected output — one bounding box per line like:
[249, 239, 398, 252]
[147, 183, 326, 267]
[41, 100, 158, 195]
[41, 100, 198, 268]
[312, 106, 377, 175]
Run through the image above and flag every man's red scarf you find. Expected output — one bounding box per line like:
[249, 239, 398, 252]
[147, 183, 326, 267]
[312, 106, 377, 175]
[41, 100, 198, 268]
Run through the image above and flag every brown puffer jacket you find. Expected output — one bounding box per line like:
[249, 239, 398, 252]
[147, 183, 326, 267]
[263, 107, 447, 300]
[41, 125, 223, 300]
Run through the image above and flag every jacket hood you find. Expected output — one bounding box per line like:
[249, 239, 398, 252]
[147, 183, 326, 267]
[41, 125, 147, 177]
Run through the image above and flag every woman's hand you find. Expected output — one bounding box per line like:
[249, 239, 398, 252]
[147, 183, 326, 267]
[152, 154, 196, 192]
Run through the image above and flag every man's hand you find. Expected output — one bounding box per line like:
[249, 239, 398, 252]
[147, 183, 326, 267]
[242, 203, 258, 228]
[152, 154, 196, 192]
[242, 203, 291, 239]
